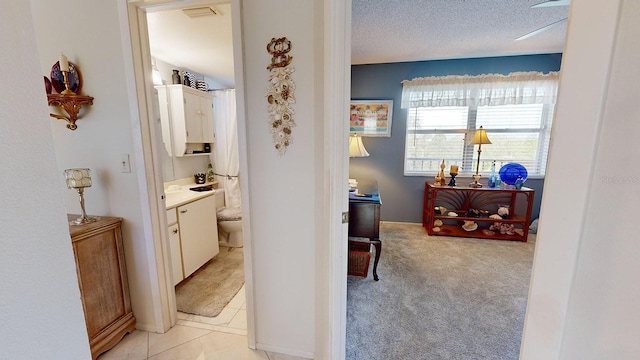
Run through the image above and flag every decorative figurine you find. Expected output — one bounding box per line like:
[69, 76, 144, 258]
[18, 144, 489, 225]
[448, 164, 458, 186]
[438, 160, 447, 186]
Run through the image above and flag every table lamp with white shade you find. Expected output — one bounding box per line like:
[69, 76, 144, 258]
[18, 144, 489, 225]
[349, 133, 370, 158]
[469, 126, 492, 188]
[64, 168, 97, 225]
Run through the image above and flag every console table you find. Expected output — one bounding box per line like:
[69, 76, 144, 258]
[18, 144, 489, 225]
[68, 215, 136, 359]
[423, 182, 534, 242]
[348, 180, 382, 280]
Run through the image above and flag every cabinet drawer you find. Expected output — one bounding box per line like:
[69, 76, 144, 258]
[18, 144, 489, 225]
[166, 208, 177, 225]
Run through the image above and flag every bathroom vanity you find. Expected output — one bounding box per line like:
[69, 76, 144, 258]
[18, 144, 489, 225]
[165, 180, 222, 285]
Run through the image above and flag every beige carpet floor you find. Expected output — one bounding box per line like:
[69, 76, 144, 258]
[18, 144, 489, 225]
[175, 247, 244, 317]
[347, 222, 536, 360]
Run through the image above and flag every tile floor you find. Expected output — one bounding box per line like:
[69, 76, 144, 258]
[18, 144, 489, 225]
[99, 249, 308, 360]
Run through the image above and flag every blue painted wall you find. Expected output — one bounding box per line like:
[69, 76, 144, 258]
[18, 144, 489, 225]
[350, 53, 562, 224]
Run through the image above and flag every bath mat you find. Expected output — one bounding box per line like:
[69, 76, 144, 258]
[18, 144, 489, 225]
[175, 249, 244, 317]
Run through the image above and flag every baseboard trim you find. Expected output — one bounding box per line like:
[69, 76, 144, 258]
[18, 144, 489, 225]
[256, 343, 314, 359]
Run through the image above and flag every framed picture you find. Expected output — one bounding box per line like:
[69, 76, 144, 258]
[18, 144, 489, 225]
[349, 100, 393, 137]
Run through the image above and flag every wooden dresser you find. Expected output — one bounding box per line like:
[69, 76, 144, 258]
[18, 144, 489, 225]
[68, 215, 136, 359]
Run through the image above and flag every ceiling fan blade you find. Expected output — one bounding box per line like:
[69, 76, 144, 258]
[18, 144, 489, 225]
[531, 0, 570, 8]
[516, 17, 567, 41]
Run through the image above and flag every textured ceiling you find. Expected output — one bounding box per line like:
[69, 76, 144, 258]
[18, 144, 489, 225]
[146, 0, 568, 85]
[352, 0, 569, 64]
[146, 4, 235, 88]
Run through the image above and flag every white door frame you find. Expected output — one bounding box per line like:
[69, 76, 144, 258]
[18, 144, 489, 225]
[324, 0, 351, 358]
[121, 0, 257, 346]
[121, 0, 350, 356]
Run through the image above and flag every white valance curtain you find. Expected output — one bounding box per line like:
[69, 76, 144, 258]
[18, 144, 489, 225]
[400, 71, 559, 108]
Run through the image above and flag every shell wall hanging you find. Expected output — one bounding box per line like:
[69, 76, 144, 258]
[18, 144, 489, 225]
[266, 37, 296, 155]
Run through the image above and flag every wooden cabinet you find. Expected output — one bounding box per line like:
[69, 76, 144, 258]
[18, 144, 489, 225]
[68, 215, 135, 360]
[348, 180, 382, 281]
[174, 194, 219, 279]
[156, 84, 214, 157]
[423, 182, 534, 241]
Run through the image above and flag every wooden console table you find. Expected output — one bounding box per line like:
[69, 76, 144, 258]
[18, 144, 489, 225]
[68, 215, 136, 359]
[348, 180, 382, 280]
[423, 182, 534, 242]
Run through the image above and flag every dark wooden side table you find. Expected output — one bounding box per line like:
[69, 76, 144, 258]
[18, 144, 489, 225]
[348, 180, 382, 281]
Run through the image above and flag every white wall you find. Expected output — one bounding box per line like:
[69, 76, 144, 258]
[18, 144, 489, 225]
[241, 0, 321, 357]
[0, 1, 91, 358]
[559, 0, 640, 357]
[29, 0, 161, 331]
[522, 0, 640, 358]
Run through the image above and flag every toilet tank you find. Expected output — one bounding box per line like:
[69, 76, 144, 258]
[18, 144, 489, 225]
[214, 189, 225, 209]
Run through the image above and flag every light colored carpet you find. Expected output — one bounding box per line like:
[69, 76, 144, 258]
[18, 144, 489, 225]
[346, 222, 536, 360]
[175, 247, 244, 317]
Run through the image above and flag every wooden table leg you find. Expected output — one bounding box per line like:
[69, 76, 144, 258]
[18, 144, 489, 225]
[370, 238, 381, 281]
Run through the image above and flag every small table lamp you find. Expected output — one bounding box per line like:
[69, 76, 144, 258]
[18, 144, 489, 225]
[64, 168, 97, 225]
[469, 126, 492, 188]
[349, 134, 370, 158]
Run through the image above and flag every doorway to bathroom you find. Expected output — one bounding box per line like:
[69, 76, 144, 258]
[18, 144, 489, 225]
[129, 0, 253, 340]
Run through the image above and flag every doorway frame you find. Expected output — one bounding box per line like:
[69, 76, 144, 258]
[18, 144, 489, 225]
[123, 0, 257, 347]
[122, 0, 351, 356]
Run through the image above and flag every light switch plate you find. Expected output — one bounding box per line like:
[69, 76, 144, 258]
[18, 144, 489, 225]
[120, 154, 131, 173]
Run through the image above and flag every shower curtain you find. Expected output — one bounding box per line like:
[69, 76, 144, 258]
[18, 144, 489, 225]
[213, 89, 241, 209]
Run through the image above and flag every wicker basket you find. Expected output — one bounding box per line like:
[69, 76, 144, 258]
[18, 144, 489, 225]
[348, 249, 371, 277]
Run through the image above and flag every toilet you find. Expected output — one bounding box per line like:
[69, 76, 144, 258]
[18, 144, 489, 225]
[214, 190, 243, 248]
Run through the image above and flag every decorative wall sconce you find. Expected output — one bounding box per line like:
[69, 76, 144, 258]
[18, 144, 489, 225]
[64, 168, 97, 225]
[46, 53, 94, 131]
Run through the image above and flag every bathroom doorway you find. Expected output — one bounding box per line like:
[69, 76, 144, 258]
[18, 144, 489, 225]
[127, 0, 254, 345]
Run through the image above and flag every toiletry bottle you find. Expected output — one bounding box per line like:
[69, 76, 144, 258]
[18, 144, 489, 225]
[206, 162, 215, 183]
[172, 70, 181, 84]
[488, 161, 496, 188]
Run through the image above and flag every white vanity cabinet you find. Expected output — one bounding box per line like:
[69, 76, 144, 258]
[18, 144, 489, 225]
[156, 84, 214, 157]
[176, 194, 219, 278]
[166, 208, 183, 286]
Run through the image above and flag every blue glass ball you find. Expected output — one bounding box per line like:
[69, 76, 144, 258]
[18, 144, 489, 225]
[499, 163, 528, 185]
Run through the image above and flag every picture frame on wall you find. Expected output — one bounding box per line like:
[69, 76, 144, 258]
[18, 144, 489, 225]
[349, 100, 393, 137]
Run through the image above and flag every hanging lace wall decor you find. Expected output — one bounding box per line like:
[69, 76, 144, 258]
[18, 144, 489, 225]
[266, 37, 296, 155]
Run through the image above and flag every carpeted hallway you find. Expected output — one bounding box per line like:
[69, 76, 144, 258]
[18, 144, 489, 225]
[346, 222, 536, 360]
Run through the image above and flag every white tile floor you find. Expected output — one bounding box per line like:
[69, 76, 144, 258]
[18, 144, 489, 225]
[99, 249, 308, 360]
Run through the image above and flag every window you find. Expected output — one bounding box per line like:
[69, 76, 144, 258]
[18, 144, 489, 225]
[401, 71, 559, 177]
[404, 104, 554, 176]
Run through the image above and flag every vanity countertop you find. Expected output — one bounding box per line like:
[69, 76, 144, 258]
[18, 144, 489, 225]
[164, 178, 219, 210]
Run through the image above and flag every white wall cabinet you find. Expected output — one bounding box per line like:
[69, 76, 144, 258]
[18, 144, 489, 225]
[176, 195, 219, 278]
[156, 84, 214, 157]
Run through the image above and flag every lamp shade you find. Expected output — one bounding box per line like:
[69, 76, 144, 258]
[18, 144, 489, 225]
[349, 134, 370, 157]
[470, 126, 492, 145]
[64, 168, 92, 189]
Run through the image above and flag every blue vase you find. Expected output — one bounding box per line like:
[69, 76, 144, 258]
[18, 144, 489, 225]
[499, 163, 528, 185]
